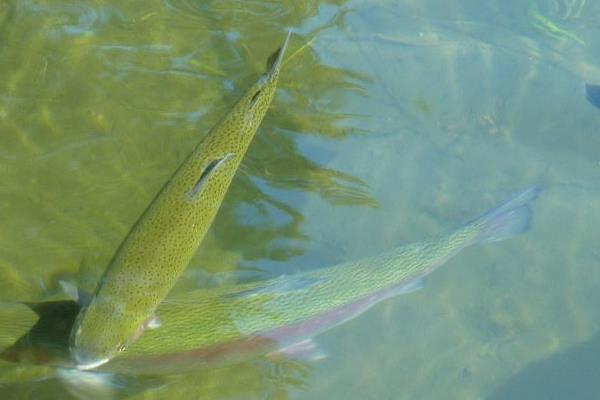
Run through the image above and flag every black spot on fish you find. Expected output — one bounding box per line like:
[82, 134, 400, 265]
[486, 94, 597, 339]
[188, 154, 234, 199]
[585, 83, 600, 109]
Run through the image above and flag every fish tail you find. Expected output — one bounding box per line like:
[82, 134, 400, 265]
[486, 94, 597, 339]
[471, 186, 541, 243]
[266, 30, 292, 75]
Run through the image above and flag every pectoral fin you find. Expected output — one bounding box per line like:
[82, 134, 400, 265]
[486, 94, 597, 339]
[187, 153, 235, 200]
[130, 314, 161, 343]
[59, 280, 92, 306]
[58, 258, 102, 306]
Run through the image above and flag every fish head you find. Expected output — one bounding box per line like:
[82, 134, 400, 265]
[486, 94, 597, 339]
[70, 297, 143, 370]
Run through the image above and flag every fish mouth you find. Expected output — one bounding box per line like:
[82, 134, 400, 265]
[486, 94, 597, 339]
[72, 349, 112, 370]
[266, 29, 292, 80]
[74, 356, 111, 370]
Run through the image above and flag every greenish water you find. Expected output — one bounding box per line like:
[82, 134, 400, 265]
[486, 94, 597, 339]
[1, 0, 600, 398]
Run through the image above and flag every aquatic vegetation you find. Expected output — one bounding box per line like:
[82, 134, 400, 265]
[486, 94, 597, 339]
[410, 97, 431, 114]
[529, 3, 585, 45]
[0, 2, 375, 296]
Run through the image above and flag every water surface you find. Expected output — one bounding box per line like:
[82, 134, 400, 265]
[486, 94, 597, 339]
[1, 0, 600, 398]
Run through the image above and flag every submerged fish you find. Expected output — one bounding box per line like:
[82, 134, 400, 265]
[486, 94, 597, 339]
[70, 32, 292, 370]
[93, 187, 538, 373]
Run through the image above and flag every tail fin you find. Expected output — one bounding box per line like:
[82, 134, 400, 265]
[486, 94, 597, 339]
[473, 186, 541, 243]
[266, 29, 292, 78]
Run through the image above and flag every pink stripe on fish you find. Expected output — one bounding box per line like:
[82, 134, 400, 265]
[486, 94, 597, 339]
[119, 278, 421, 373]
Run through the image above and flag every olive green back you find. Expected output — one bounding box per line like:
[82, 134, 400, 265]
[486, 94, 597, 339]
[70, 38, 288, 366]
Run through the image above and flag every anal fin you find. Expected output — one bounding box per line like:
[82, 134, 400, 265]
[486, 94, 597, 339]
[59, 280, 92, 306]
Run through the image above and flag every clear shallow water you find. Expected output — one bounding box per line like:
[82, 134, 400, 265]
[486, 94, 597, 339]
[1, 0, 600, 398]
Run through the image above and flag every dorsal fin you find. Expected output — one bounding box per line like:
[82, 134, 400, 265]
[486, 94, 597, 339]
[188, 153, 235, 199]
[265, 29, 292, 77]
[225, 275, 326, 300]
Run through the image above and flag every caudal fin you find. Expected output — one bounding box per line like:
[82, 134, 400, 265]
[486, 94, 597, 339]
[266, 29, 292, 77]
[473, 186, 541, 243]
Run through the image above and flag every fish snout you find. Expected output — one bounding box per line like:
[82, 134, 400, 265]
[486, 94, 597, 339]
[71, 342, 114, 370]
[73, 353, 112, 370]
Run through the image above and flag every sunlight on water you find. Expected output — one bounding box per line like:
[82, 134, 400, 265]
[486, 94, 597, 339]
[1, 0, 600, 398]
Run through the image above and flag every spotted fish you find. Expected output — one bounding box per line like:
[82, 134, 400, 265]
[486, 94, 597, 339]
[70, 31, 292, 370]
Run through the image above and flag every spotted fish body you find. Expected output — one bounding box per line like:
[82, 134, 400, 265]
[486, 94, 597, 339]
[102, 187, 539, 373]
[71, 32, 292, 369]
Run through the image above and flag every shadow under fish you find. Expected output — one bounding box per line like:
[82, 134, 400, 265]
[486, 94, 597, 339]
[585, 83, 600, 109]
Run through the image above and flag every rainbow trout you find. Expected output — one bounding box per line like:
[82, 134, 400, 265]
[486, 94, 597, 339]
[95, 187, 538, 373]
[70, 32, 292, 370]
